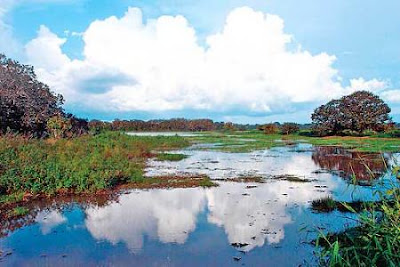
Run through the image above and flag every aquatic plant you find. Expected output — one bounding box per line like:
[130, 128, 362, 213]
[0, 132, 189, 205]
[156, 153, 188, 161]
[316, 179, 400, 265]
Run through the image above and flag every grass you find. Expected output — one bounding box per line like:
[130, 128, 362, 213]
[272, 174, 313, 183]
[316, 186, 400, 266]
[311, 197, 374, 213]
[185, 130, 400, 153]
[156, 153, 188, 161]
[0, 131, 189, 206]
[10, 207, 29, 217]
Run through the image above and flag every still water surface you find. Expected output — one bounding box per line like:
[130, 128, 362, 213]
[0, 144, 397, 266]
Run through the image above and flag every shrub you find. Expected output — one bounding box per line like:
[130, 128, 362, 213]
[281, 123, 299, 135]
[262, 123, 279, 134]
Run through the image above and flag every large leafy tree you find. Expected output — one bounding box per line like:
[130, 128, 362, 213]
[0, 54, 64, 136]
[312, 91, 391, 136]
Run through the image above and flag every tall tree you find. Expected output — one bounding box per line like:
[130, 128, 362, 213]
[312, 91, 391, 136]
[0, 54, 64, 136]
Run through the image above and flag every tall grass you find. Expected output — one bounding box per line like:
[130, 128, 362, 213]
[0, 132, 189, 201]
[317, 178, 400, 266]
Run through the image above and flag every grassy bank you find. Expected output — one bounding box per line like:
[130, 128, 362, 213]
[0, 132, 191, 207]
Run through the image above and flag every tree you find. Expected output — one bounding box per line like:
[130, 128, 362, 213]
[260, 123, 279, 134]
[0, 54, 64, 137]
[312, 91, 391, 136]
[281, 123, 299, 135]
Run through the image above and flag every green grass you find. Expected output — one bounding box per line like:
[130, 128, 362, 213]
[10, 206, 29, 217]
[198, 177, 218, 187]
[156, 153, 188, 161]
[316, 186, 400, 266]
[186, 130, 400, 153]
[0, 131, 189, 205]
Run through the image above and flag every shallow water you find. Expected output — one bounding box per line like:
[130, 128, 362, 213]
[0, 144, 397, 266]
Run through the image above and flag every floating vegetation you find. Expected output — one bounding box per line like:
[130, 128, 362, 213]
[214, 176, 265, 183]
[271, 174, 314, 183]
[155, 153, 188, 161]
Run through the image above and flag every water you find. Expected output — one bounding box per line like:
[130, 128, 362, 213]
[0, 144, 397, 266]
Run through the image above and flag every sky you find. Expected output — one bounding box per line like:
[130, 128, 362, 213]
[0, 0, 399, 123]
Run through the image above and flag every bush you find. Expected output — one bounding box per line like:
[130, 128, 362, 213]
[387, 130, 400, 138]
[361, 129, 377, 136]
[298, 129, 314, 137]
[261, 123, 279, 135]
[281, 123, 299, 135]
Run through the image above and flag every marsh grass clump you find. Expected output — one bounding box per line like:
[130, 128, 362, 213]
[134, 175, 218, 189]
[312, 197, 337, 212]
[156, 153, 188, 161]
[317, 188, 400, 266]
[311, 197, 371, 213]
[273, 174, 313, 183]
[198, 177, 218, 187]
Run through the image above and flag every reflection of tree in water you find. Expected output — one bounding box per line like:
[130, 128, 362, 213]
[312, 146, 389, 182]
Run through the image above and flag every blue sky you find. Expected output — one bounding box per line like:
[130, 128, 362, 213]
[1, 0, 399, 123]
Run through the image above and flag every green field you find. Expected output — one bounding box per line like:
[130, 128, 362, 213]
[188, 130, 400, 153]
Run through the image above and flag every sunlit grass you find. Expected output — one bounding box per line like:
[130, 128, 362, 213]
[186, 130, 400, 153]
[0, 132, 189, 205]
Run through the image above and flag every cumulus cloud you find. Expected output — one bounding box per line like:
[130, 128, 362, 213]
[85, 188, 206, 252]
[24, 6, 389, 119]
[0, 0, 22, 57]
[35, 210, 67, 235]
[381, 90, 400, 102]
[346, 77, 387, 93]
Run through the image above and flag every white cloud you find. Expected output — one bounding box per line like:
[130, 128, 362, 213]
[381, 89, 400, 102]
[35, 210, 67, 235]
[26, 25, 71, 70]
[24, 6, 389, 119]
[0, 0, 22, 57]
[346, 77, 387, 93]
[85, 188, 206, 252]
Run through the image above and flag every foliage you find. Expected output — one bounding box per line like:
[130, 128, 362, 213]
[47, 114, 89, 138]
[312, 91, 391, 136]
[107, 118, 216, 132]
[260, 123, 280, 134]
[222, 122, 236, 132]
[0, 54, 64, 137]
[281, 123, 300, 135]
[0, 54, 88, 137]
[317, 188, 400, 266]
[0, 132, 189, 199]
[156, 153, 188, 161]
[47, 115, 72, 139]
[11, 207, 29, 217]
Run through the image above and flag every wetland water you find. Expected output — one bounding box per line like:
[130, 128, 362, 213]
[0, 142, 397, 266]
